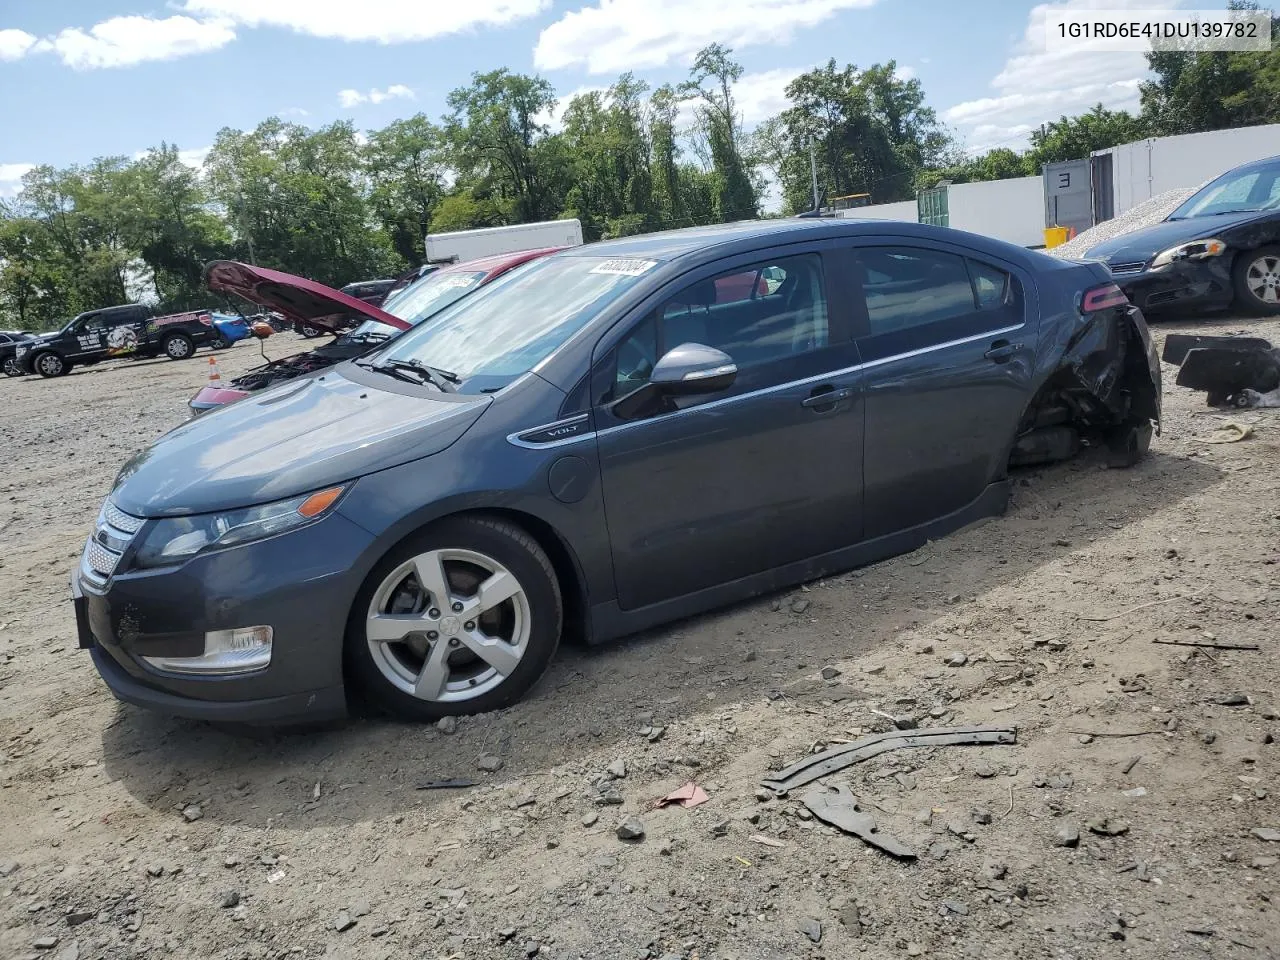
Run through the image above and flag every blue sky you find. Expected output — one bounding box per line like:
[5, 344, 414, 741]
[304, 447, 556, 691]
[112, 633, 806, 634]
[0, 0, 1169, 197]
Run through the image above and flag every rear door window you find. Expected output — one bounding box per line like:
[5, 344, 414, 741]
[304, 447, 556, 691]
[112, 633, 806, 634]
[852, 245, 1023, 359]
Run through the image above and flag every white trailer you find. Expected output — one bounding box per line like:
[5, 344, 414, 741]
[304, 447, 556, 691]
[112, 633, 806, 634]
[424, 219, 584, 264]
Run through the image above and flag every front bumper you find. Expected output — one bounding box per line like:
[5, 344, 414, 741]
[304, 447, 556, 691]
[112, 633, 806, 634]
[73, 508, 376, 725]
[1112, 258, 1233, 313]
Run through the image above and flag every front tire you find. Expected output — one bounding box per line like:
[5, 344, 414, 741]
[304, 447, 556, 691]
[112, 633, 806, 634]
[346, 516, 562, 722]
[300, 324, 323, 339]
[162, 332, 194, 360]
[1232, 246, 1280, 316]
[209, 334, 230, 350]
[33, 351, 69, 378]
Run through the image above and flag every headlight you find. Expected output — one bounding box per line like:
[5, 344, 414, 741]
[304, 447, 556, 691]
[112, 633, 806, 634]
[132, 485, 346, 569]
[1150, 238, 1226, 268]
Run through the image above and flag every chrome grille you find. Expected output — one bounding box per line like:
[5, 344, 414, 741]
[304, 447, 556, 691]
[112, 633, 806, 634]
[102, 500, 144, 534]
[85, 538, 121, 579]
[81, 500, 143, 585]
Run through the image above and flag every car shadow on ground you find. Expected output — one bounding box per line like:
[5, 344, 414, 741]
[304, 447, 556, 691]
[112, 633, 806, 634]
[99, 447, 1225, 830]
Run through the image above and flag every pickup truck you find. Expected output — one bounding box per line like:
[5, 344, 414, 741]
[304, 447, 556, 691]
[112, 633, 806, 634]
[15, 303, 217, 378]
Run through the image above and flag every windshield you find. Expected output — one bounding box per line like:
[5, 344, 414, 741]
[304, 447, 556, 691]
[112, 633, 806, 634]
[1168, 162, 1280, 219]
[344, 269, 487, 341]
[369, 255, 656, 388]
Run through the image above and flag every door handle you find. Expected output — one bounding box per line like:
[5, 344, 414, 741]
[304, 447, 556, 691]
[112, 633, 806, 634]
[802, 386, 853, 409]
[984, 339, 1022, 362]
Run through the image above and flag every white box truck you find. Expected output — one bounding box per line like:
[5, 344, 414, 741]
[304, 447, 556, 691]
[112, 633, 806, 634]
[424, 219, 584, 264]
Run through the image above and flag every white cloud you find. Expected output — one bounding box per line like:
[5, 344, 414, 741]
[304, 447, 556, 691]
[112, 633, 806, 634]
[893, 64, 915, 81]
[534, 0, 878, 74]
[0, 28, 40, 61]
[183, 0, 549, 43]
[47, 15, 235, 70]
[0, 162, 34, 198]
[282, 106, 311, 117]
[338, 83, 415, 108]
[733, 66, 806, 126]
[942, 0, 1178, 153]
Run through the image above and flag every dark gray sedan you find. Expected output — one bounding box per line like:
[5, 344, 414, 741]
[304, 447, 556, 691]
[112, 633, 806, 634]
[73, 218, 1161, 725]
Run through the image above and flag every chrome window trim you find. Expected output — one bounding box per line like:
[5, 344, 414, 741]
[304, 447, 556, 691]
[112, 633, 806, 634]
[505, 320, 1026, 446]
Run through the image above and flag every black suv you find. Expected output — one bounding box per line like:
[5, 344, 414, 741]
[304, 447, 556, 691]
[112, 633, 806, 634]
[16, 303, 216, 378]
[1, 330, 37, 377]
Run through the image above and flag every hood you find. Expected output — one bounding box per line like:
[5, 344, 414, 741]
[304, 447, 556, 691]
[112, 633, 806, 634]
[204, 261, 412, 334]
[1083, 211, 1266, 266]
[110, 369, 490, 517]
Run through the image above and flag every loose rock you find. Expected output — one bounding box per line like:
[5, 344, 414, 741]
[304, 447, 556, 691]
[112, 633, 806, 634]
[581, 811, 599, 828]
[334, 911, 356, 932]
[1054, 824, 1080, 848]
[1252, 827, 1280, 842]
[798, 918, 822, 943]
[219, 891, 240, 909]
[615, 818, 645, 842]
[820, 666, 841, 680]
[791, 598, 811, 614]
[606, 759, 627, 779]
[181, 805, 203, 823]
[476, 754, 504, 773]
[436, 716, 458, 734]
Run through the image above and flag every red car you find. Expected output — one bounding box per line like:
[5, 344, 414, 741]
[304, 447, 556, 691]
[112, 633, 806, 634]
[189, 248, 560, 414]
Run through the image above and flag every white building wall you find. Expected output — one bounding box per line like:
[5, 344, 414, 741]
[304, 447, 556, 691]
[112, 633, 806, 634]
[947, 176, 1045, 247]
[1097, 124, 1280, 214]
[833, 124, 1280, 248]
[837, 200, 918, 222]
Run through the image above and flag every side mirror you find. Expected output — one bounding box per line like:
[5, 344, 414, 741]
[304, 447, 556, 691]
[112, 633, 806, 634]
[649, 342, 738, 395]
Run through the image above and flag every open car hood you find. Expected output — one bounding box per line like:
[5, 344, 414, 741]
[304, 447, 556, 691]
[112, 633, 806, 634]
[204, 260, 411, 334]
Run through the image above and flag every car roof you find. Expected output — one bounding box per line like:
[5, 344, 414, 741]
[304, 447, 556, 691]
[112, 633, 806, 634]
[556, 217, 1045, 269]
[1220, 154, 1280, 175]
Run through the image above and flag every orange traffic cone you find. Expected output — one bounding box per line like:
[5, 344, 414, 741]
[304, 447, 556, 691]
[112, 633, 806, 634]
[207, 354, 222, 386]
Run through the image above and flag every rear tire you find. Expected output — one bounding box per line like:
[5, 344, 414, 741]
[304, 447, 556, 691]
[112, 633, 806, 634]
[33, 351, 69, 378]
[346, 516, 562, 722]
[1232, 246, 1280, 316]
[1106, 421, 1153, 468]
[209, 334, 230, 350]
[2, 356, 22, 377]
[162, 332, 194, 360]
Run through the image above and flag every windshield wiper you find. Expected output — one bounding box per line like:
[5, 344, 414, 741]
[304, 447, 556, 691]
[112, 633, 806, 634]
[355, 357, 456, 392]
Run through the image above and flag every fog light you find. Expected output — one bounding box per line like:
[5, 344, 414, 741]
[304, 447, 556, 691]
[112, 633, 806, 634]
[141, 626, 273, 676]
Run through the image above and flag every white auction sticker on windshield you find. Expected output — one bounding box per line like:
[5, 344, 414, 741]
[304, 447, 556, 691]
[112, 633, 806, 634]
[589, 258, 658, 277]
[438, 275, 479, 288]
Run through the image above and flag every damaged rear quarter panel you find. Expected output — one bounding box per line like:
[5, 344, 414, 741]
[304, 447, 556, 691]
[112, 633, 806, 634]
[1025, 261, 1162, 434]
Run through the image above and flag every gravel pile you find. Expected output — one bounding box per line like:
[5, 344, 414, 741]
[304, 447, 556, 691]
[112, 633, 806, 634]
[1050, 182, 1206, 260]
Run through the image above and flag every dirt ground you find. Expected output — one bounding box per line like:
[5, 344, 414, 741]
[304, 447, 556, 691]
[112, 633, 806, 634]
[1, 321, 1278, 960]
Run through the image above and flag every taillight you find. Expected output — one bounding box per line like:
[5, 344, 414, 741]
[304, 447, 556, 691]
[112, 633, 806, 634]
[1081, 282, 1128, 313]
[198, 312, 213, 325]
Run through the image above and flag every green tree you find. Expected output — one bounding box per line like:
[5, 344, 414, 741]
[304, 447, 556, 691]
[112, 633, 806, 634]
[445, 69, 563, 224]
[206, 118, 397, 286]
[764, 59, 945, 214]
[680, 44, 758, 221]
[365, 115, 447, 265]
[1026, 104, 1148, 166]
[1141, 6, 1280, 134]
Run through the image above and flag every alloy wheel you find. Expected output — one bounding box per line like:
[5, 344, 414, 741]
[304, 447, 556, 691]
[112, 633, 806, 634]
[37, 354, 63, 376]
[1246, 254, 1280, 305]
[2, 357, 19, 377]
[166, 337, 192, 359]
[365, 548, 531, 703]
